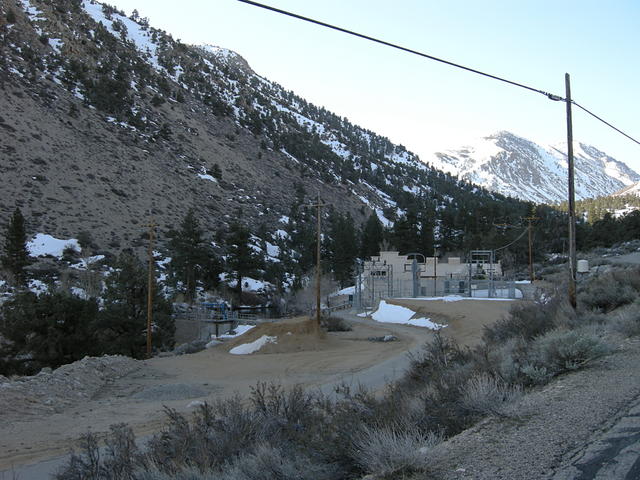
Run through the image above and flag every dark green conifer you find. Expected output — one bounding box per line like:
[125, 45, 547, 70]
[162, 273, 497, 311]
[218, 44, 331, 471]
[225, 222, 263, 296]
[1, 208, 31, 287]
[168, 209, 217, 302]
[360, 213, 384, 259]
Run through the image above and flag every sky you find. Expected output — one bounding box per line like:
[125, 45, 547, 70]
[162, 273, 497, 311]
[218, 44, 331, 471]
[107, 0, 640, 171]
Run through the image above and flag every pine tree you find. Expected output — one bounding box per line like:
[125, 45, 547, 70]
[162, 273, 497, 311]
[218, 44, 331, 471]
[360, 213, 384, 259]
[327, 211, 358, 287]
[417, 211, 435, 255]
[391, 210, 420, 254]
[0, 292, 99, 375]
[1, 208, 31, 287]
[225, 222, 263, 296]
[97, 252, 174, 358]
[168, 209, 216, 302]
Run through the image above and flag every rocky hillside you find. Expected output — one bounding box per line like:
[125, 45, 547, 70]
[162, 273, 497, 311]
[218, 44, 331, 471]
[0, 0, 530, 255]
[430, 131, 640, 204]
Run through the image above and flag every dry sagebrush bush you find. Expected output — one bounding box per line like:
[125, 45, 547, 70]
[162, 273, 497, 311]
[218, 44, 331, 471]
[350, 425, 440, 477]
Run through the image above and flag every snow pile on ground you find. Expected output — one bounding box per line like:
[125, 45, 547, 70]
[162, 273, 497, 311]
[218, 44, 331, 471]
[331, 285, 355, 296]
[220, 324, 255, 339]
[443, 295, 464, 302]
[229, 335, 277, 355]
[368, 301, 445, 330]
[27, 233, 81, 258]
[0, 356, 139, 419]
[403, 294, 519, 302]
[470, 289, 522, 299]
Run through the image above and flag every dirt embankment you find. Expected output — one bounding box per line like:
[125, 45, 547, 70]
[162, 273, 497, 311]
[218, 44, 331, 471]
[387, 298, 516, 346]
[0, 315, 425, 471]
[0, 301, 516, 473]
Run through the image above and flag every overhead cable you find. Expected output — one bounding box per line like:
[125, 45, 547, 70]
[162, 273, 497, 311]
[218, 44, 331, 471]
[494, 228, 529, 252]
[237, 0, 559, 99]
[238, 0, 640, 149]
[572, 101, 640, 146]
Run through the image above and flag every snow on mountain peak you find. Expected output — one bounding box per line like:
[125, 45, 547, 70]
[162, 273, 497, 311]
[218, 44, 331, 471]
[430, 131, 640, 204]
[200, 44, 238, 60]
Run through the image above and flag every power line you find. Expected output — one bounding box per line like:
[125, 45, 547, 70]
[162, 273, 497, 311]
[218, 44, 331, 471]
[572, 101, 640, 146]
[494, 227, 528, 252]
[238, 0, 640, 149]
[237, 0, 558, 99]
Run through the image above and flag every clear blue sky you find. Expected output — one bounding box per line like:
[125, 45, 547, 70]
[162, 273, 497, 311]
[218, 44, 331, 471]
[108, 0, 640, 171]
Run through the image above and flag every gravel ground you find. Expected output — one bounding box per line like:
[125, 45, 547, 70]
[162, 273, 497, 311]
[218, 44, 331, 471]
[132, 383, 215, 401]
[427, 337, 640, 480]
[0, 355, 140, 419]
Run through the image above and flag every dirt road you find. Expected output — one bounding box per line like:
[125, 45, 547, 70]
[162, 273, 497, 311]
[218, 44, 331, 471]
[0, 299, 516, 476]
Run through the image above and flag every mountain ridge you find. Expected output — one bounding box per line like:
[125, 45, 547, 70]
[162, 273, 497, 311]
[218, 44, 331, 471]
[0, 0, 550, 262]
[430, 131, 640, 204]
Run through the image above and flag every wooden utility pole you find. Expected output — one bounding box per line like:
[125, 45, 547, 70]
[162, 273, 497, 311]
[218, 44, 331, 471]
[146, 219, 157, 358]
[523, 209, 539, 282]
[565, 73, 577, 309]
[305, 193, 326, 328]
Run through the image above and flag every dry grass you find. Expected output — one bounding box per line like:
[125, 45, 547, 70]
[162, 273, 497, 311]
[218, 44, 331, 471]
[224, 317, 328, 354]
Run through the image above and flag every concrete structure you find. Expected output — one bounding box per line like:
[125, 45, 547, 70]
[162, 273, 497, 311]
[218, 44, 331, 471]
[356, 251, 506, 306]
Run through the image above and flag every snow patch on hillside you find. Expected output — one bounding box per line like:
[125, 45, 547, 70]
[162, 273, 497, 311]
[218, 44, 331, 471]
[27, 234, 81, 258]
[82, 0, 164, 73]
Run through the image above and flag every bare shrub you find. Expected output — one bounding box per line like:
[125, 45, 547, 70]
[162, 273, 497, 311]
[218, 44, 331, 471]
[136, 467, 216, 479]
[612, 268, 640, 292]
[483, 296, 562, 345]
[218, 444, 340, 480]
[144, 399, 265, 474]
[288, 272, 337, 315]
[403, 334, 475, 435]
[250, 382, 326, 433]
[520, 364, 553, 385]
[609, 307, 640, 337]
[55, 424, 144, 480]
[531, 328, 612, 374]
[321, 315, 352, 332]
[409, 333, 468, 376]
[488, 338, 528, 384]
[460, 373, 522, 417]
[351, 425, 439, 477]
[319, 384, 384, 469]
[579, 270, 639, 313]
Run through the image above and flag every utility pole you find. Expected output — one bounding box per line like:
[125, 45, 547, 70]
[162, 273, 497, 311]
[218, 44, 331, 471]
[305, 193, 326, 328]
[566, 73, 577, 309]
[523, 209, 539, 283]
[433, 247, 437, 296]
[146, 219, 157, 358]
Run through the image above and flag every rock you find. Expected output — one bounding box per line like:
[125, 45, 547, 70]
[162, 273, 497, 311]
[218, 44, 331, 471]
[367, 335, 398, 342]
[173, 340, 207, 356]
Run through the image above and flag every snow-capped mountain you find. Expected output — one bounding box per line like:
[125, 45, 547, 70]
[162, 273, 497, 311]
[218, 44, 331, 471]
[613, 182, 640, 197]
[430, 131, 640, 204]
